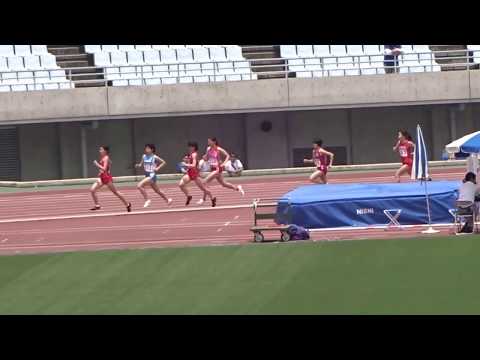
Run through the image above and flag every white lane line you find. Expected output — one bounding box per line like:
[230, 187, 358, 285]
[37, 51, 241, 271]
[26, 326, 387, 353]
[0, 204, 251, 225]
[0, 221, 253, 236]
[0, 234, 254, 252]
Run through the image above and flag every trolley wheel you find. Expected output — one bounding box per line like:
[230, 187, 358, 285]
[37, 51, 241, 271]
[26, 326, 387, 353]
[254, 232, 264, 243]
[281, 231, 291, 242]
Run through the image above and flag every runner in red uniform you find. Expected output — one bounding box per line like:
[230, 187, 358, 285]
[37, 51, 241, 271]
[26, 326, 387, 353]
[179, 141, 216, 207]
[303, 139, 334, 184]
[393, 130, 415, 182]
[197, 137, 245, 205]
[90, 145, 132, 212]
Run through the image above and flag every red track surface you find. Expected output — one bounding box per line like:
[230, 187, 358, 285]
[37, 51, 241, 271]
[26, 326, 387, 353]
[0, 167, 465, 255]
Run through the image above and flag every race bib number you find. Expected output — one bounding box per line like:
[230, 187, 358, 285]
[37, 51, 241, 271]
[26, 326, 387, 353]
[399, 147, 408, 157]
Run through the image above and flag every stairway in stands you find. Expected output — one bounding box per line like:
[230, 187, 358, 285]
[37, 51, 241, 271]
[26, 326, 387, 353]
[47, 45, 105, 87]
[241, 45, 291, 79]
[429, 45, 478, 71]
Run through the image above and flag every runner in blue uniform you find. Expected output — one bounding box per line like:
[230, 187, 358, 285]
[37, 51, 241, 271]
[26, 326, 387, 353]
[135, 144, 173, 208]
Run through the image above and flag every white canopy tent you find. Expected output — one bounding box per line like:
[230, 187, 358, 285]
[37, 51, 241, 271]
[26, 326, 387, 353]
[445, 131, 480, 174]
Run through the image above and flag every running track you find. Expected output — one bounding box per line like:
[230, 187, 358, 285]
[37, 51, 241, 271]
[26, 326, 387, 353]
[0, 167, 465, 255]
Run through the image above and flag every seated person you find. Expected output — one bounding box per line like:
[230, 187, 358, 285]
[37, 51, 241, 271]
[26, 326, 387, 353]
[457, 172, 480, 233]
[176, 154, 190, 174]
[224, 152, 244, 177]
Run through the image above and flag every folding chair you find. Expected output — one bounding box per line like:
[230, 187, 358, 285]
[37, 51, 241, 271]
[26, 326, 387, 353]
[454, 200, 477, 234]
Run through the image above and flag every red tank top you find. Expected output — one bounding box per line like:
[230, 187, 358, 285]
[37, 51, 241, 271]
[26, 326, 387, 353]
[99, 156, 111, 175]
[398, 140, 414, 160]
[313, 148, 329, 167]
[206, 146, 220, 166]
[187, 152, 198, 169]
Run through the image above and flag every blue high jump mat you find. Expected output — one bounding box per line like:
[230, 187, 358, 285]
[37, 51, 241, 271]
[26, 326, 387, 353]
[276, 181, 460, 229]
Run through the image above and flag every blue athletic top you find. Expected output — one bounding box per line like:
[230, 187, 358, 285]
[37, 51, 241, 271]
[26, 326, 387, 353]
[143, 154, 157, 173]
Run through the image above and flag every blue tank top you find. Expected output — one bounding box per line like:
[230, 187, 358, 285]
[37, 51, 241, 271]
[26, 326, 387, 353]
[143, 154, 156, 173]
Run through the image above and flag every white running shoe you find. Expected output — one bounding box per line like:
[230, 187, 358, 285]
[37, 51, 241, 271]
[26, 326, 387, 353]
[196, 198, 205, 205]
[167, 198, 173, 206]
[144, 199, 152, 208]
[238, 185, 245, 196]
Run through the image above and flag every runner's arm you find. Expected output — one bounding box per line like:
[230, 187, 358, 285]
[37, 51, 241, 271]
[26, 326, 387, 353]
[135, 157, 144, 168]
[319, 149, 335, 167]
[393, 140, 400, 151]
[218, 147, 230, 167]
[304, 151, 314, 164]
[154, 156, 166, 172]
[93, 158, 108, 171]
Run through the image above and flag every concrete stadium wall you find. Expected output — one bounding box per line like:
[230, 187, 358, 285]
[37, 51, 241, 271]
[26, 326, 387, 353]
[19, 124, 61, 181]
[1, 71, 480, 125]
[13, 103, 480, 181]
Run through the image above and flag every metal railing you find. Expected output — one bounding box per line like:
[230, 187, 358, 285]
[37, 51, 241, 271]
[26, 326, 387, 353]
[0, 49, 478, 91]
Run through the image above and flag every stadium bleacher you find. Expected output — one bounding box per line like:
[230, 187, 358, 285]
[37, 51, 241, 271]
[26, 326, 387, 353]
[0, 45, 476, 92]
[0, 45, 75, 92]
[84, 45, 258, 86]
[280, 45, 441, 77]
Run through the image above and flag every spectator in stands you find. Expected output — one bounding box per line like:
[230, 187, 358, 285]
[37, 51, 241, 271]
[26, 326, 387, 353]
[384, 45, 402, 74]
[177, 154, 189, 174]
[225, 152, 244, 177]
[457, 172, 480, 233]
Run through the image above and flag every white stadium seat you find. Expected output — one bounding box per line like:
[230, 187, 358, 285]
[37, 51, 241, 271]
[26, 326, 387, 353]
[143, 50, 161, 64]
[176, 48, 194, 63]
[31, 45, 48, 55]
[313, 45, 330, 57]
[225, 46, 244, 60]
[85, 45, 102, 53]
[102, 45, 118, 52]
[363, 45, 381, 55]
[330, 45, 347, 56]
[193, 47, 210, 62]
[40, 54, 59, 69]
[119, 45, 135, 51]
[7, 56, 24, 70]
[0, 45, 14, 57]
[14, 45, 31, 56]
[280, 45, 297, 59]
[127, 50, 144, 65]
[160, 48, 177, 63]
[151, 45, 168, 50]
[24, 55, 43, 70]
[135, 45, 152, 51]
[110, 51, 128, 66]
[347, 45, 364, 55]
[297, 45, 314, 58]
[0, 57, 7, 70]
[94, 52, 110, 67]
[209, 47, 227, 61]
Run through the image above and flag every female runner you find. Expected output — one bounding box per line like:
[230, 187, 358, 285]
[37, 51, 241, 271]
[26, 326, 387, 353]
[179, 141, 216, 207]
[197, 137, 245, 205]
[135, 144, 173, 208]
[90, 145, 132, 212]
[303, 139, 334, 184]
[393, 130, 415, 182]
